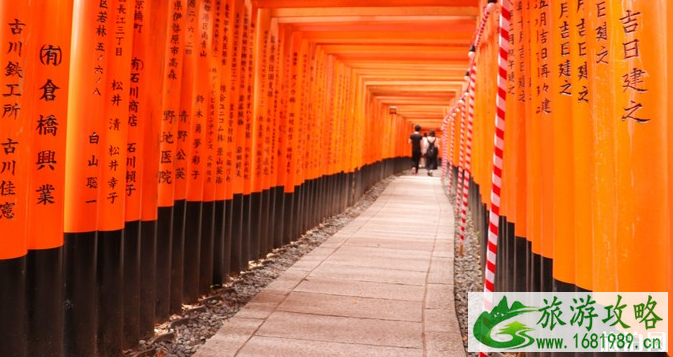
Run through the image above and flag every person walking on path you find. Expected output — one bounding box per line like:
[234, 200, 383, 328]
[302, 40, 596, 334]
[424, 130, 440, 176]
[420, 132, 428, 168]
[409, 125, 423, 174]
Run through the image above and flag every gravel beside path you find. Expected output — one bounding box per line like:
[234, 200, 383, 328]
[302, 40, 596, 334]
[126, 172, 485, 357]
[446, 190, 484, 357]
[125, 173, 401, 357]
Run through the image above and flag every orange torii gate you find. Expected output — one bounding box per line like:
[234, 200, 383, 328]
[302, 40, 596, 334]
[0, 0, 466, 356]
[1, 0, 673, 356]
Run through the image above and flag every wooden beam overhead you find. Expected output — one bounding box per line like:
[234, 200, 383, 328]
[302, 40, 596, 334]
[276, 15, 476, 23]
[258, 0, 478, 124]
[255, 0, 479, 9]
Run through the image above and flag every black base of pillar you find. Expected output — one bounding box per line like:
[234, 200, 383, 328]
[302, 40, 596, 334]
[64, 232, 97, 357]
[222, 198, 233, 278]
[212, 200, 226, 286]
[250, 191, 263, 260]
[199, 201, 215, 294]
[155, 207, 173, 321]
[183, 201, 203, 303]
[282, 191, 295, 245]
[231, 194, 244, 274]
[122, 221, 141, 349]
[0, 255, 27, 357]
[27, 247, 63, 357]
[241, 194, 252, 269]
[139, 220, 157, 339]
[513, 236, 528, 292]
[272, 187, 284, 249]
[97, 230, 124, 357]
[170, 200, 186, 314]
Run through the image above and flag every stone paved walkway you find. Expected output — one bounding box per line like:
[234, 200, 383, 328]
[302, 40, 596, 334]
[194, 174, 464, 356]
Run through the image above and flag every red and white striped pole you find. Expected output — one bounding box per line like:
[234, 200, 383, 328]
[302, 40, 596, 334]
[455, 98, 466, 210]
[483, 0, 510, 311]
[458, 65, 477, 255]
[477, 2, 509, 356]
[446, 112, 456, 194]
[441, 115, 449, 180]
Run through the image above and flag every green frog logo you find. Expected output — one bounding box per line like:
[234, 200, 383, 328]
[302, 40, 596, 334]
[473, 296, 538, 349]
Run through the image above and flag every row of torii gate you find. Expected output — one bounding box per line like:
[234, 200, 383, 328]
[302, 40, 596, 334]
[1, 0, 671, 356]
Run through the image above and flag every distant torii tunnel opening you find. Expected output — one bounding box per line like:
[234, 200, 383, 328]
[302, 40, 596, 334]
[0, 0, 672, 356]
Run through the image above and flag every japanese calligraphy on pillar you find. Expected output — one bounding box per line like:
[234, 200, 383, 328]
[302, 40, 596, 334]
[574, 0, 589, 106]
[1, 7, 31, 257]
[98, 0, 133, 230]
[212, 0, 226, 200]
[267, 33, 277, 181]
[223, 1, 233, 192]
[535, 0, 551, 114]
[286, 49, 298, 179]
[507, 3, 517, 100]
[185, 0, 205, 202]
[201, 0, 216, 201]
[2, 18, 26, 218]
[240, 9, 250, 189]
[89, 0, 111, 206]
[557, 0, 572, 97]
[514, 1, 527, 104]
[174, 0, 195, 203]
[157, 0, 184, 207]
[618, 3, 647, 123]
[298, 47, 309, 179]
[124, 0, 148, 221]
[231, 7, 242, 193]
[276, 33, 287, 188]
[255, 24, 269, 191]
[594, 0, 609, 67]
[28, 0, 72, 248]
[245, 11, 255, 193]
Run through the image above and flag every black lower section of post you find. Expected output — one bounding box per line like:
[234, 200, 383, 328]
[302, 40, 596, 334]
[230, 194, 244, 274]
[0, 255, 27, 357]
[241, 194, 252, 268]
[541, 255, 553, 292]
[553, 278, 575, 292]
[122, 221, 141, 349]
[265, 188, 275, 254]
[530, 251, 542, 292]
[183, 201, 203, 303]
[139, 220, 157, 339]
[212, 200, 226, 286]
[282, 191, 295, 245]
[514, 236, 528, 292]
[258, 189, 270, 259]
[27, 247, 63, 357]
[64, 232, 97, 357]
[250, 191, 262, 261]
[199, 201, 215, 294]
[155, 206, 173, 321]
[97, 230, 124, 357]
[170, 200, 186, 314]
[295, 184, 304, 235]
[222, 198, 233, 279]
[273, 187, 284, 249]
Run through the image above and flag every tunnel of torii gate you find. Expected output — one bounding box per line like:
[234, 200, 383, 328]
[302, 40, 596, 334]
[0, 0, 672, 356]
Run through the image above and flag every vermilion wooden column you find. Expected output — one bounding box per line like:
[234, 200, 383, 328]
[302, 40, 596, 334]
[0, 2, 32, 355]
[139, 0, 168, 338]
[24, 0, 73, 355]
[63, 0, 106, 354]
[156, 0, 186, 322]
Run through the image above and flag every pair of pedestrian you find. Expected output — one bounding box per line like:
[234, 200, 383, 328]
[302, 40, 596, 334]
[409, 125, 439, 176]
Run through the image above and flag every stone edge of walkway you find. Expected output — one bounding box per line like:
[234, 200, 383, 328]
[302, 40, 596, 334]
[194, 176, 465, 357]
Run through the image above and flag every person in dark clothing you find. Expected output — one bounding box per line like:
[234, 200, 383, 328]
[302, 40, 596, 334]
[409, 125, 423, 174]
[424, 129, 440, 176]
